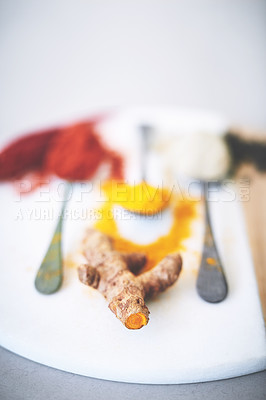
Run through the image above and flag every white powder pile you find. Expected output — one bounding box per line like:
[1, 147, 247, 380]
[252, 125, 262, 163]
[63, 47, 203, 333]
[156, 132, 231, 181]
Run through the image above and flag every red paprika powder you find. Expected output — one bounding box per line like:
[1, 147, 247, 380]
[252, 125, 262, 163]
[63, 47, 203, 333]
[0, 128, 58, 181]
[0, 117, 124, 187]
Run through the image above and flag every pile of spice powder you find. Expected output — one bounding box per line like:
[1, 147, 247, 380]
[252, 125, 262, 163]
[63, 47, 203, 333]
[0, 118, 124, 187]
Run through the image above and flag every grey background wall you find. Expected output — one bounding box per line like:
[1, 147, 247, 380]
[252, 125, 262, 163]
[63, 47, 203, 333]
[0, 0, 266, 139]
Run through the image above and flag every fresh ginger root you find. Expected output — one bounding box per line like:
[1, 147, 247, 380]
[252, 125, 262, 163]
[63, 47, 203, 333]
[78, 229, 182, 329]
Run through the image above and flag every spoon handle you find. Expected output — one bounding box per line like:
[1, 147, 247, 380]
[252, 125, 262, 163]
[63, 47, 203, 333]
[196, 182, 228, 303]
[34, 182, 71, 294]
[139, 125, 152, 182]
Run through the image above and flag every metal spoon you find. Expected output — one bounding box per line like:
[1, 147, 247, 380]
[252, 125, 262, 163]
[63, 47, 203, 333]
[123, 124, 167, 217]
[196, 181, 228, 303]
[139, 124, 153, 182]
[140, 128, 228, 302]
[34, 182, 72, 294]
[35, 124, 151, 294]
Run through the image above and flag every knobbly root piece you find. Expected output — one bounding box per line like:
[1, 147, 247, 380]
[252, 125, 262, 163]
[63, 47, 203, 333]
[78, 229, 182, 329]
[121, 252, 147, 274]
[78, 264, 100, 289]
[109, 286, 149, 329]
[139, 254, 182, 299]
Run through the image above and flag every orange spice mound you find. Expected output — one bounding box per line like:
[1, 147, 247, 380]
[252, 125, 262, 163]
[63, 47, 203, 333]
[102, 181, 171, 215]
[94, 195, 198, 273]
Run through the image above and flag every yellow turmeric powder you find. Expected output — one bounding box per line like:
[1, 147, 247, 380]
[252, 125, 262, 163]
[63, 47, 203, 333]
[95, 183, 198, 273]
[102, 181, 170, 215]
[206, 257, 217, 266]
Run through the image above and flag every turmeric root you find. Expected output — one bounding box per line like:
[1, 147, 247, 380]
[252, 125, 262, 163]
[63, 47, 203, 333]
[78, 229, 182, 329]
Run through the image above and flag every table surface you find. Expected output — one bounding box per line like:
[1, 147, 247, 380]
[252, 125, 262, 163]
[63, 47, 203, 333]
[0, 346, 265, 400]
[236, 164, 266, 324]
